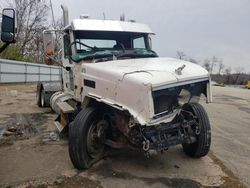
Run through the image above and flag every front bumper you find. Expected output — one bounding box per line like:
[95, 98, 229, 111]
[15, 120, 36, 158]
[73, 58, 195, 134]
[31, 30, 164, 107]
[141, 118, 196, 152]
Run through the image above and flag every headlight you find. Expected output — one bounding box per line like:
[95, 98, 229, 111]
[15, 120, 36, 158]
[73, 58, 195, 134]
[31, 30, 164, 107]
[152, 80, 209, 116]
[178, 89, 191, 106]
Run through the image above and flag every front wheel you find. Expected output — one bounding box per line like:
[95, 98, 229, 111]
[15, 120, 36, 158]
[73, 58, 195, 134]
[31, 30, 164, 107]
[182, 103, 211, 158]
[69, 108, 109, 169]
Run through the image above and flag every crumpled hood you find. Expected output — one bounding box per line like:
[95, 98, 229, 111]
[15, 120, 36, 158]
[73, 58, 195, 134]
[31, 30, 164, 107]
[81, 57, 210, 125]
[83, 57, 209, 88]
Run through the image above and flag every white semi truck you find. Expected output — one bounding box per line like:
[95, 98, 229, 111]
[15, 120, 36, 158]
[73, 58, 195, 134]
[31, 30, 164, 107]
[37, 5, 212, 169]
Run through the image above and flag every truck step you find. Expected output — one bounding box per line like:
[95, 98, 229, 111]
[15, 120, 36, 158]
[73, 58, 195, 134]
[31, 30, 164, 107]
[54, 121, 64, 132]
[57, 101, 74, 113]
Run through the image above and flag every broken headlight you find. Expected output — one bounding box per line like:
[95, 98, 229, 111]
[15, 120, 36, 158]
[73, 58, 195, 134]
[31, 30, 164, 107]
[152, 81, 208, 116]
[153, 87, 181, 115]
[178, 89, 191, 106]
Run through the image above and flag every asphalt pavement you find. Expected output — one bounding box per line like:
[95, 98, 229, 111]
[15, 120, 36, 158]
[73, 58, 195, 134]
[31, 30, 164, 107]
[203, 86, 250, 187]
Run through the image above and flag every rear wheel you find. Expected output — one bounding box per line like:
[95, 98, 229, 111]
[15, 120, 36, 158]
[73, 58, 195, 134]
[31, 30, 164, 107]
[69, 107, 109, 169]
[40, 89, 46, 107]
[36, 88, 42, 107]
[182, 103, 211, 158]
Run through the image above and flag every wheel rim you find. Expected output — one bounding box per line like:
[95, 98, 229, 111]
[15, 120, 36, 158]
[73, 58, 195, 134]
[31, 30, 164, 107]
[86, 119, 108, 159]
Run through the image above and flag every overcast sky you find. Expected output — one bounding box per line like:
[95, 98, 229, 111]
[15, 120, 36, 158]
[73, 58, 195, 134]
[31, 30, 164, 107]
[52, 0, 248, 72]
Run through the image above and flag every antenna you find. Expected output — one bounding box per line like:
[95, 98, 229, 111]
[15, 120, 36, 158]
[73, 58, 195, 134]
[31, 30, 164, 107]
[103, 12, 106, 20]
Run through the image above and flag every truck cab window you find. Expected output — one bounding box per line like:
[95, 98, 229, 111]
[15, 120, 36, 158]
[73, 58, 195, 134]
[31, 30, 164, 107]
[133, 36, 146, 49]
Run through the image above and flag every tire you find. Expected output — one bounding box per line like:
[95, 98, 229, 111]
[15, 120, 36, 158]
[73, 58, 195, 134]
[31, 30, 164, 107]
[36, 88, 42, 107]
[40, 89, 46, 107]
[41, 89, 52, 107]
[182, 103, 211, 158]
[69, 107, 108, 169]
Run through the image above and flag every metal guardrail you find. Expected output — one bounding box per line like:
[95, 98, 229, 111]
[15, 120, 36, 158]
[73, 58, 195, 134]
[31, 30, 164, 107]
[0, 59, 60, 83]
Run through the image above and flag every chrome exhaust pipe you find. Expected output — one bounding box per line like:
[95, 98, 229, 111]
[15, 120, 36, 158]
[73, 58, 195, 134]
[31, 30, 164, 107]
[61, 4, 69, 27]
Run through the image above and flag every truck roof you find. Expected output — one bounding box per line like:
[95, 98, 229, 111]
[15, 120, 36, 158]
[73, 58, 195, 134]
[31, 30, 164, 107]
[71, 19, 154, 34]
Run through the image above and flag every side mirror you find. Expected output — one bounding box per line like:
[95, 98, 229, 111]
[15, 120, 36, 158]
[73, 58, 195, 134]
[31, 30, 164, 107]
[43, 31, 55, 65]
[1, 8, 16, 43]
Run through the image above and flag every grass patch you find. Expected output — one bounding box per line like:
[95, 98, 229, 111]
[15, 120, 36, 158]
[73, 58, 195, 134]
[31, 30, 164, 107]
[0, 139, 13, 147]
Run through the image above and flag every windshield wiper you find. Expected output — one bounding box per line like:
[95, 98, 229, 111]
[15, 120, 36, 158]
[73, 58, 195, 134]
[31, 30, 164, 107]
[71, 49, 158, 62]
[116, 49, 158, 58]
[71, 50, 119, 62]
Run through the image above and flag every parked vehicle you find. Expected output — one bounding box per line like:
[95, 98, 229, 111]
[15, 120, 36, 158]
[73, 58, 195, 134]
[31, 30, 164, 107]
[246, 81, 250, 89]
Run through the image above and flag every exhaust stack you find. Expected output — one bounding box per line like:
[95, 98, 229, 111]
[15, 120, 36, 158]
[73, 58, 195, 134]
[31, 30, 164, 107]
[61, 4, 69, 27]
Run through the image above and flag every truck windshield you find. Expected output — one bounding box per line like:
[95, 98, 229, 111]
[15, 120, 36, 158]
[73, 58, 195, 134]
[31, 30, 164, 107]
[71, 31, 158, 62]
[76, 39, 117, 50]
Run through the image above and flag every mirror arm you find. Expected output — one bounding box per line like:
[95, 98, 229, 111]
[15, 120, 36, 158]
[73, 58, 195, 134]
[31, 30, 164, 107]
[45, 55, 70, 70]
[0, 42, 10, 53]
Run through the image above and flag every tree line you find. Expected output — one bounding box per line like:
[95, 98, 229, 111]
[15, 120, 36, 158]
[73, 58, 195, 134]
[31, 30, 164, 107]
[176, 51, 250, 85]
[0, 0, 62, 63]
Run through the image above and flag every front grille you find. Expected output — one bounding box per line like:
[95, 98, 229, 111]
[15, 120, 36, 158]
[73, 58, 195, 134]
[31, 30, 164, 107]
[152, 81, 208, 115]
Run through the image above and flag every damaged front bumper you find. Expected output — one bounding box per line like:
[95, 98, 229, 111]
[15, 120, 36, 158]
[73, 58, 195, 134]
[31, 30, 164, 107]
[141, 118, 197, 155]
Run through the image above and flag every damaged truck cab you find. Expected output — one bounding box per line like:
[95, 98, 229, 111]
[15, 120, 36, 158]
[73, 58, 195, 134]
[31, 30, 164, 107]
[37, 5, 212, 169]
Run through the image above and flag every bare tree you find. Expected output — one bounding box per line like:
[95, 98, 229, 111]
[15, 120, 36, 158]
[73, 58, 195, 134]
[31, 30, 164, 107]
[234, 67, 244, 84]
[176, 51, 186, 60]
[217, 59, 225, 75]
[224, 66, 232, 83]
[188, 58, 199, 64]
[203, 59, 211, 72]
[224, 66, 231, 75]
[8, 0, 49, 62]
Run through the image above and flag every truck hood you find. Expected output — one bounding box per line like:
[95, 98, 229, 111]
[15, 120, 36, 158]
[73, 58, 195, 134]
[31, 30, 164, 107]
[81, 57, 210, 125]
[83, 57, 209, 88]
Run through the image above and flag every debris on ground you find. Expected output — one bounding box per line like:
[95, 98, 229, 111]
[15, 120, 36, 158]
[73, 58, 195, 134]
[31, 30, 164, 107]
[42, 131, 60, 143]
[3, 125, 24, 137]
[0, 113, 48, 140]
